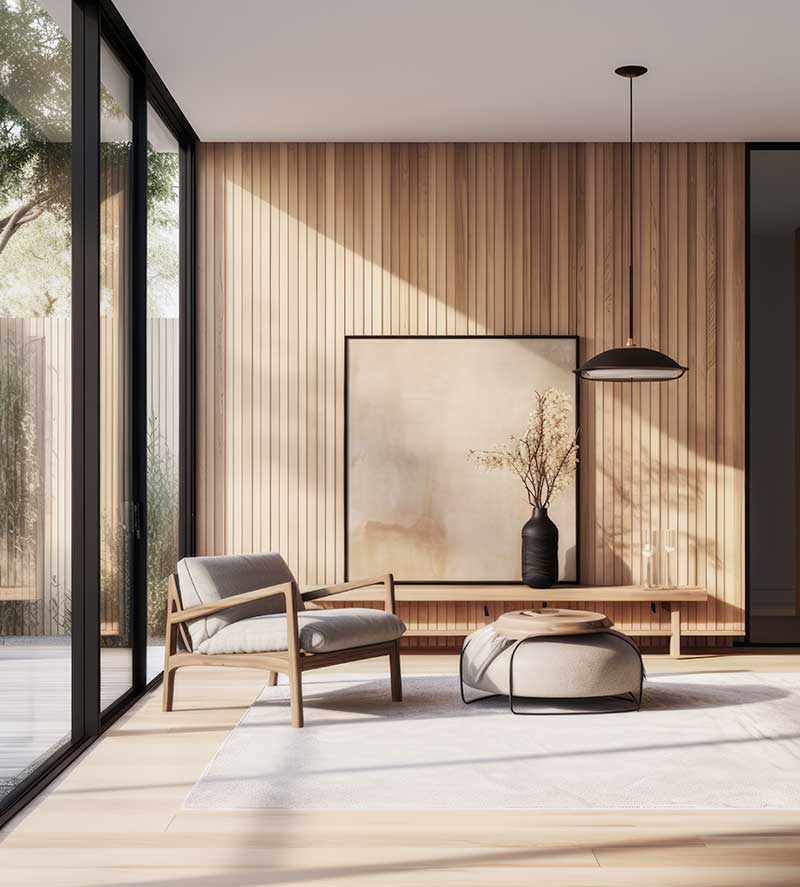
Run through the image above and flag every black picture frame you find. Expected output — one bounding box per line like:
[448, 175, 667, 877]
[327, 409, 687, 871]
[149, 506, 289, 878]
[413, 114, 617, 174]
[344, 334, 581, 586]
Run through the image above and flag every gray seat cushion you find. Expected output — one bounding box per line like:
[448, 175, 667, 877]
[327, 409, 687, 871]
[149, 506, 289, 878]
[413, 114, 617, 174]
[177, 554, 303, 651]
[462, 624, 642, 699]
[197, 608, 406, 656]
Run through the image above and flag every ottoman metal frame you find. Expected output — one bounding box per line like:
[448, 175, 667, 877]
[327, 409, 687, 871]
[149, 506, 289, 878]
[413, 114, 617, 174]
[459, 630, 645, 715]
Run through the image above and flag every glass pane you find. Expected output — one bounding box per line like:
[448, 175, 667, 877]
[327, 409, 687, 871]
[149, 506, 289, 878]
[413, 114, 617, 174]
[748, 149, 800, 643]
[0, 0, 72, 800]
[145, 105, 180, 682]
[99, 41, 133, 709]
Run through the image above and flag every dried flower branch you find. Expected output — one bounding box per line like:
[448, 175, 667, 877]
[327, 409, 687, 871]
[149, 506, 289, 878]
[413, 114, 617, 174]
[468, 388, 579, 509]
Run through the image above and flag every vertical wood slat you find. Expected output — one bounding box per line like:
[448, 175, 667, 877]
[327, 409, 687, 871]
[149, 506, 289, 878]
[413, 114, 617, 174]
[195, 142, 746, 645]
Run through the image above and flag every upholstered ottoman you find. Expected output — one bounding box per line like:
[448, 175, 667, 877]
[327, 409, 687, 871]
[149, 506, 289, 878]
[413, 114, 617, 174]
[460, 610, 644, 714]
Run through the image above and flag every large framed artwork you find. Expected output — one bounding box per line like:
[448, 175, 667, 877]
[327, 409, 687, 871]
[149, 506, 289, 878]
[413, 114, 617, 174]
[345, 336, 579, 583]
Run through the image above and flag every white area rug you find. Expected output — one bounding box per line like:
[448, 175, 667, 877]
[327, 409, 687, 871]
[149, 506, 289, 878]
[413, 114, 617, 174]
[184, 672, 800, 810]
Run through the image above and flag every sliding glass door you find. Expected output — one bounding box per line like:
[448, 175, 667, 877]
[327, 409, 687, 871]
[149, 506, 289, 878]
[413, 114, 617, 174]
[748, 145, 800, 644]
[0, 0, 74, 807]
[145, 104, 180, 683]
[0, 0, 195, 827]
[99, 38, 134, 710]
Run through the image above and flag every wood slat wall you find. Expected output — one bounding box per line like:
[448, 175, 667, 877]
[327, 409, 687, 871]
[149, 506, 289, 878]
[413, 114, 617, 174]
[195, 143, 745, 647]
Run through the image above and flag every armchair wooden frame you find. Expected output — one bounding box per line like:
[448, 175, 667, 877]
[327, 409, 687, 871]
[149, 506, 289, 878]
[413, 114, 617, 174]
[162, 572, 402, 727]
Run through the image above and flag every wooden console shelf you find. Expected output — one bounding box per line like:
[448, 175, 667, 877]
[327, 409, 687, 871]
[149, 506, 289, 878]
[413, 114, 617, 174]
[328, 583, 709, 657]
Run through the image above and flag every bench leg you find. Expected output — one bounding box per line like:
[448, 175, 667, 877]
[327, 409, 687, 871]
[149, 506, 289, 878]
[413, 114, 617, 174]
[389, 641, 402, 702]
[669, 605, 682, 658]
[267, 671, 278, 687]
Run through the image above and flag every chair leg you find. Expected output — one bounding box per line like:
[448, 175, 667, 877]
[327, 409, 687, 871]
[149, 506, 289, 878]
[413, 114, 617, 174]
[163, 575, 180, 713]
[389, 640, 402, 702]
[285, 581, 304, 727]
[267, 670, 278, 687]
[162, 666, 177, 713]
[289, 667, 304, 728]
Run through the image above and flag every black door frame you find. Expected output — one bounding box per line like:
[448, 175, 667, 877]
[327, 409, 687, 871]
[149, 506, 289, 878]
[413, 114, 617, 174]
[0, 0, 197, 830]
[742, 143, 800, 648]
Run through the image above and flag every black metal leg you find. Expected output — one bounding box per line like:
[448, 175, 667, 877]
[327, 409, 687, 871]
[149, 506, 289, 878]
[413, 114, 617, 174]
[508, 632, 645, 716]
[462, 629, 645, 715]
[508, 638, 526, 714]
[458, 639, 473, 704]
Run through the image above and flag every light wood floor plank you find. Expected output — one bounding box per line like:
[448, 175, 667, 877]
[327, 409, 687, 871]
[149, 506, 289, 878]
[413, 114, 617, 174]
[1, 650, 799, 887]
[3, 866, 800, 887]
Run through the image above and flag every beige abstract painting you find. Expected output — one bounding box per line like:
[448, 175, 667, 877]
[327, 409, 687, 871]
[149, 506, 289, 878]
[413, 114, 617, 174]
[347, 338, 577, 582]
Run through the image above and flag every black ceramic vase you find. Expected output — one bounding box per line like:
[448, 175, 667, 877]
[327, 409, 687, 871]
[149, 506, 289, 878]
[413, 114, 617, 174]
[521, 507, 559, 589]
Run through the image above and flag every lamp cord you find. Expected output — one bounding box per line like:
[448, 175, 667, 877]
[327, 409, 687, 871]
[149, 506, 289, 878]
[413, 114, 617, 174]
[628, 75, 635, 344]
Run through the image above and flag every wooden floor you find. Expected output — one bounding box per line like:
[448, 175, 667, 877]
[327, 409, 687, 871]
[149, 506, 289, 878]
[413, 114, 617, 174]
[1, 650, 799, 886]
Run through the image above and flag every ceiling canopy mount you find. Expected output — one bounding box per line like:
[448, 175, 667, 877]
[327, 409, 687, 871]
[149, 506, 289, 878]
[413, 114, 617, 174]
[576, 64, 687, 383]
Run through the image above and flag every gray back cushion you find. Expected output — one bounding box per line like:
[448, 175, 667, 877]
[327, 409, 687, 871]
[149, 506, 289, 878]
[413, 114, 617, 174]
[176, 554, 302, 651]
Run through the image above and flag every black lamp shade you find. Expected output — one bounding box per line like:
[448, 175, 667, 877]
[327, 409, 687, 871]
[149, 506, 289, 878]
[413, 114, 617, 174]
[576, 345, 687, 382]
[578, 66, 689, 384]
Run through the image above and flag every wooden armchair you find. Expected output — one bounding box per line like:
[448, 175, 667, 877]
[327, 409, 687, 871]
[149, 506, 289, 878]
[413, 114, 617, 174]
[162, 555, 404, 727]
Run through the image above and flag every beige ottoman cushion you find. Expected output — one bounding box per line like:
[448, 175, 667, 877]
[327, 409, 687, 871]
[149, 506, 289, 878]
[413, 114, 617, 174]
[461, 624, 643, 701]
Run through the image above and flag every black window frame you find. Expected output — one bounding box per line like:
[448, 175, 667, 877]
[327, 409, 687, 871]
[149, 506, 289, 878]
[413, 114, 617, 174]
[741, 142, 800, 649]
[0, 0, 197, 829]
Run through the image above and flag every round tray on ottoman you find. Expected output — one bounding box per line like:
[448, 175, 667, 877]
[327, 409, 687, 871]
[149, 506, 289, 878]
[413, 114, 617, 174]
[460, 608, 644, 715]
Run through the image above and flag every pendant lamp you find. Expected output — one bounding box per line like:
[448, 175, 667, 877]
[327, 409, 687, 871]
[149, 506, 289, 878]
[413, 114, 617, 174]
[576, 66, 687, 382]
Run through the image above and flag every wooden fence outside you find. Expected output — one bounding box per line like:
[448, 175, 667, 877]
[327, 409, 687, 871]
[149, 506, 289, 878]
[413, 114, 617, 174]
[0, 316, 178, 638]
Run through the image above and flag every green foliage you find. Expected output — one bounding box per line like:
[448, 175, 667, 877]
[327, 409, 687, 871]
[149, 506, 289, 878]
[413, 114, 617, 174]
[99, 513, 131, 647]
[146, 148, 180, 225]
[0, 333, 41, 638]
[0, 2, 181, 638]
[145, 150, 180, 317]
[0, 0, 71, 220]
[0, 599, 39, 636]
[146, 414, 178, 639]
[0, 575, 69, 638]
[0, 0, 179, 260]
[0, 336, 39, 584]
[96, 413, 179, 643]
[0, 207, 70, 316]
[47, 574, 70, 634]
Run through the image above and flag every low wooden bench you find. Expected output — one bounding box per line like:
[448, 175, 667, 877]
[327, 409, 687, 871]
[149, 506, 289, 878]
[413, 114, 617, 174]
[329, 584, 708, 657]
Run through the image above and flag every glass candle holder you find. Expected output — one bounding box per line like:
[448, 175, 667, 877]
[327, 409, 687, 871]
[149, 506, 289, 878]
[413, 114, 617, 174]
[662, 528, 677, 589]
[642, 530, 658, 589]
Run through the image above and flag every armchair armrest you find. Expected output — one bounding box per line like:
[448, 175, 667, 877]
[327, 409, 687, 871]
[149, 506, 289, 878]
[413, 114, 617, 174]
[302, 574, 396, 615]
[168, 581, 296, 624]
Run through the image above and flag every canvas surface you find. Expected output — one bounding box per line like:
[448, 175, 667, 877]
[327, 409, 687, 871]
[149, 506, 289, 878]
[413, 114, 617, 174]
[347, 337, 578, 581]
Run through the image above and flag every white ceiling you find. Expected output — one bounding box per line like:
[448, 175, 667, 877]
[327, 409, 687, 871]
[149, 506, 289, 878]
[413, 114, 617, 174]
[115, 0, 800, 143]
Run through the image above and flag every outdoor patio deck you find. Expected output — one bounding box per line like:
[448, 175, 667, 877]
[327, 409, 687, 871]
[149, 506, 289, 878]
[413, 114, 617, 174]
[0, 641, 163, 799]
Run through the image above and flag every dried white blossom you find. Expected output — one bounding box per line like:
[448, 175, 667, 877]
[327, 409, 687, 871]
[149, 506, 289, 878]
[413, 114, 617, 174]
[469, 388, 578, 509]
